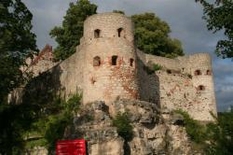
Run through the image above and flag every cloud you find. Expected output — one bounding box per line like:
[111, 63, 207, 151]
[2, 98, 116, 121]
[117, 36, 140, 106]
[22, 0, 76, 49]
[21, 0, 233, 111]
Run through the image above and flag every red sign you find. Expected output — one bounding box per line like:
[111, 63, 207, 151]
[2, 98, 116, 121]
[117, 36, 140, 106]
[56, 139, 86, 155]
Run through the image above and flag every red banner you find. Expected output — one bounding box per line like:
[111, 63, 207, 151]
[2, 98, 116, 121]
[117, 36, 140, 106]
[56, 139, 86, 155]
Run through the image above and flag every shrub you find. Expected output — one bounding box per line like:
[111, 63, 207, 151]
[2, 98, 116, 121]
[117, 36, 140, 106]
[144, 63, 162, 74]
[112, 112, 133, 141]
[25, 94, 81, 152]
[152, 64, 162, 71]
[174, 109, 206, 143]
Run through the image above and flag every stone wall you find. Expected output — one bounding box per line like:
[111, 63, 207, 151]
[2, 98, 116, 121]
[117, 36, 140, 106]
[137, 50, 217, 121]
[23, 44, 57, 77]
[57, 46, 85, 97]
[13, 12, 216, 122]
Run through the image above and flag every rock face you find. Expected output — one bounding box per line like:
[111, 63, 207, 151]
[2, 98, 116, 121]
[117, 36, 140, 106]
[63, 100, 199, 155]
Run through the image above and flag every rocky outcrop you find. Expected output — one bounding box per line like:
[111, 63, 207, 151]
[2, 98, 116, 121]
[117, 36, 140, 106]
[62, 99, 200, 155]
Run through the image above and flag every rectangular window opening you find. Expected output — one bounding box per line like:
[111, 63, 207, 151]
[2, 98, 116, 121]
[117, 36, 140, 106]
[112, 55, 118, 65]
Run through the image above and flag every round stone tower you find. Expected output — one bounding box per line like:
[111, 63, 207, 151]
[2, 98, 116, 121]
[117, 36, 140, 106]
[81, 13, 139, 105]
[188, 53, 217, 120]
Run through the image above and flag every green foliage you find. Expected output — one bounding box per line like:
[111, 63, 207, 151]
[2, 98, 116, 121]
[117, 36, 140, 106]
[27, 94, 81, 152]
[131, 13, 184, 58]
[152, 63, 163, 71]
[204, 111, 233, 155]
[50, 0, 97, 60]
[174, 110, 206, 143]
[0, 104, 39, 154]
[0, 0, 37, 103]
[175, 109, 233, 154]
[0, 0, 37, 147]
[112, 112, 133, 141]
[144, 63, 162, 74]
[196, 0, 233, 58]
[51, 3, 184, 60]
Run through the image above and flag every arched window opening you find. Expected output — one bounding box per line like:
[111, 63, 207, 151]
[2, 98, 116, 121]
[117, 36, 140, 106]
[130, 58, 134, 67]
[93, 56, 101, 66]
[117, 28, 124, 37]
[194, 70, 202, 75]
[206, 70, 211, 75]
[112, 55, 118, 65]
[197, 85, 205, 91]
[94, 29, 101, 38]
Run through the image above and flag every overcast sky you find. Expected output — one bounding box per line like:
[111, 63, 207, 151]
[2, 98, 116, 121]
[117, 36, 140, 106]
[21, 0, 233, 111]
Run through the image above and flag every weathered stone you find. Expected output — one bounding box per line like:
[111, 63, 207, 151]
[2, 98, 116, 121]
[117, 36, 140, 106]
[25, 146, 48, 155]
[140, 113, 154, 124]
[92, 100, 105, 110]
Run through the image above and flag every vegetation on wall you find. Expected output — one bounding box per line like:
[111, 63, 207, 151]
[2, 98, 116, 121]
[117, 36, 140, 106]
[144, 63, 163, 75]
[112, 112, 133, 141]
[112, 112, 133, 155]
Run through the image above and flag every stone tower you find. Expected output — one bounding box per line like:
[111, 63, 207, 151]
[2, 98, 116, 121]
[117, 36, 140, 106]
[80, 13, 139, 105]
[185, 53, 217, 120]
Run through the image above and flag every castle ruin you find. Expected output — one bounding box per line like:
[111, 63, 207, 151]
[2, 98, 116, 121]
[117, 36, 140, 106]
[12, 13, 217, 122]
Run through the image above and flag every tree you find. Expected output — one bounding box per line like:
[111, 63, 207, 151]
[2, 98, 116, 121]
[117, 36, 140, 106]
[0, 0, 37, 103]
[196, 0, 233, 58]
[50, 0, 97, 60]
[0, 0, 37, 153]
[203, 111, 233, 155]
[131, 13, 184, 58]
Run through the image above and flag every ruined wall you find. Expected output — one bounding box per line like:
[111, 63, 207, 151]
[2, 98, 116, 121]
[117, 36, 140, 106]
[15, 13, 216, 122]
[24, 44, 57, 77]
[57, 45, 85, 97]
[137, 52, 217, 121]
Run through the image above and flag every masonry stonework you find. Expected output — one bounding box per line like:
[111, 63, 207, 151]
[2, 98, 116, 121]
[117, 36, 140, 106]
[15, 13, 217, 122]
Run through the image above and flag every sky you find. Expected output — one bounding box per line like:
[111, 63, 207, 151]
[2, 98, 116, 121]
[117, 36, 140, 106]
[21, 0, 233, 111]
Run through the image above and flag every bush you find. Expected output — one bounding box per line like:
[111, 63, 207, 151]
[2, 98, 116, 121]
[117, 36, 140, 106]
[153, 64, 162, 71]
[112, 112, 133, 141]
[144, 63, 162, 74]
[25, 94, 81, 152]
[174, 110, 206, 143]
